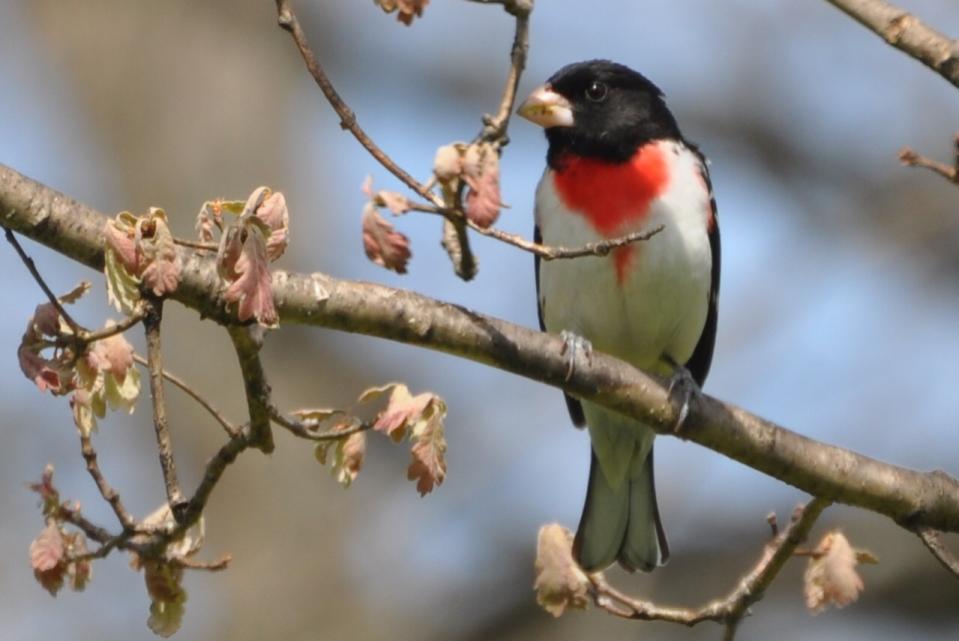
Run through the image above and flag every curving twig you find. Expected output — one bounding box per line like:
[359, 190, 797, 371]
[78, 432, 136, 531]
[3, 225, 82, 335]
[824, 0, 959, 88]
[132, 354, 240, 438]
[590, 499, 831, 638]
[270, 406, 371, 442]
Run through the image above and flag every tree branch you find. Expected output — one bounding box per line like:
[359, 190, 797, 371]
[143, 297, 187, 518]
[132, 354, 241, 438]
[916, 527, 959, 580]
[3, 163, 959, 535]
[899, 134, 959, 184]
[226, 325, 275, 453]
[590, 499, 831, 632]
[78, 432, 136, 531]
[824, 0, 959, 88]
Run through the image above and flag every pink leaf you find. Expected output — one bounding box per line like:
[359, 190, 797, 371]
[105, 217, 140, 274]
[138, 209, 181, 297]
[256, 191, 290, 261]
[376, 191, 411, 215]
[87, 331, 135, 383]
[362, 383, 432, 441]
[30, 524, 65, 572]
[223, 226, 277, 327]
[463, 144, 502, 229]
[407, 405, 447, 495]
[361, 203, 411, 274]
[216, 226, 244, 282]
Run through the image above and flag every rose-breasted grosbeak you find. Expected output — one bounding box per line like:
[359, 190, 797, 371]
[517, 60, 720, 572]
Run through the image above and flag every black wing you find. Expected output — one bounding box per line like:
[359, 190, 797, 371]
[683, 146, 720, 387]
[535, 223, 586, 427]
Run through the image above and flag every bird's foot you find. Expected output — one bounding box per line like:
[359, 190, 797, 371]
[665, 361, 701, 434]
[559, 331, 593, 382]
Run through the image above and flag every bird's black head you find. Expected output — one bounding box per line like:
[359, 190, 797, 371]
[518, 60, 681, 167]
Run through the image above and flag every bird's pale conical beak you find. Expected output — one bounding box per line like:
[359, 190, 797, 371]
[517, 85, 574, 128]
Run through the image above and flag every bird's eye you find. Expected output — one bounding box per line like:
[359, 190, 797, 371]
[585, 81, 608, 102]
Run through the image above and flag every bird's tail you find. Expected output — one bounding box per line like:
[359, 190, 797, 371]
[572, 448, 669, 572]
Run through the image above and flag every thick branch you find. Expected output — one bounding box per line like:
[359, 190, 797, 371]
[824, 0, 959, 88]
[3, 163, 959, 534]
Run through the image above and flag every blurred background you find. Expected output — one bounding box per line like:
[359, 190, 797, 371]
[1, 1, 958, 639]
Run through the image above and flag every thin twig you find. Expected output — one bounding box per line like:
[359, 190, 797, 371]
[173, 554, 232, 571]
[590, 498, 831, 632]
[916, 527, 959, 580]
[173, 426, 252, 532]
[824, 0, 959, 89]
[270, 406, 372, 441]
[3, 225, 82, 334]
[478, 0, 531, 144]
[78, 432, 136, 531]
[132, 354, 240, 438]
[408, 201, 666, 259]
[143, 297, 187, 517]
[173, 238, 218, 252]
[899, 134, 959, 184]
[80, 309, 147, 344]
[226, 325, 275, 453]
[274, 0, 439, 207]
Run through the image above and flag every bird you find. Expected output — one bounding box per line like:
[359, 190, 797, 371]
[517, 60, 720, 572]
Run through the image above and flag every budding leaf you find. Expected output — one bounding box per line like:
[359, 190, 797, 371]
[361, 202, 411, 274]
[463, 143, 502, 229]
[804, 531, 869, 614]
[315, 429, 367, 489]
[104, 246, 142, 315]
[374, 0, 430, 25]
[533, 524, 590, 617]
[407, 397, 447, 496]
[144, 561, 187, 638]
[138, 208, 181, 297]
[222, 224, 278, 327]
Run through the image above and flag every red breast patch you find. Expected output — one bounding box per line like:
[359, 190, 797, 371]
[551, 142, 670, 284]
[551, 142, 670, 236]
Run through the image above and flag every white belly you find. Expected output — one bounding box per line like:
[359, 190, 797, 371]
[536, 141, 713, 376]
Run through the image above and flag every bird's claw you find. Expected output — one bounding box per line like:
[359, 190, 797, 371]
[666, 363, 700, 434]
[560, 331, 593, 382]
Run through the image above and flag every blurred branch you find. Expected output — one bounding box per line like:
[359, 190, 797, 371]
[824, 0, 959, 88]
[899, 134, 959, 184]
[143, 297, 187, 518]
[590, 499, 830, 636]
[227, 325, 275, 453]
[78, 432, 136, 531]
[4, 163, 959, 537]
[916, 527, 959, 580]
[270, 406, 372, 441]
[132, 354, 241, 439]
